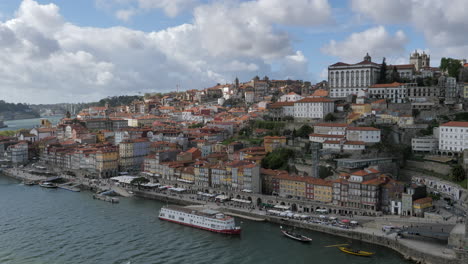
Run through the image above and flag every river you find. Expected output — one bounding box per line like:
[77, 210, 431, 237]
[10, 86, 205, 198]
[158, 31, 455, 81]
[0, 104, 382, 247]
[0, 175, 410, 264]
[0, 116, 63, 132]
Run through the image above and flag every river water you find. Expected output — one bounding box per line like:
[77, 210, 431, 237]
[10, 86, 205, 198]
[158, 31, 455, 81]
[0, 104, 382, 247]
[0, 116, 63, 132]
[0, 175, 410, 264]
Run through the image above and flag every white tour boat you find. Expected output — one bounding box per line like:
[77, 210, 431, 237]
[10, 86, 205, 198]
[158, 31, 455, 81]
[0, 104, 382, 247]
[158, 206, 241, 235]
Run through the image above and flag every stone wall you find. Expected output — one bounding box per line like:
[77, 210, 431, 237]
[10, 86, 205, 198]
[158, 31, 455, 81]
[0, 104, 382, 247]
[406, 160, 452, 175]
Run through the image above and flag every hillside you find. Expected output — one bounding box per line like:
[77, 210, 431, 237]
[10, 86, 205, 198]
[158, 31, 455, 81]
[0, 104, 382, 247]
[0, 100, 40, 120]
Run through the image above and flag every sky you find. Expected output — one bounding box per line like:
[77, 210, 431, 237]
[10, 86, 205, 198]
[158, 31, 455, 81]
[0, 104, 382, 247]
[0, 0, 467, 104]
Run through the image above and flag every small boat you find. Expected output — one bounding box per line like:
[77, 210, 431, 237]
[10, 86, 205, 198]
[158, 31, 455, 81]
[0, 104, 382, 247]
[280, 226, 312, 242]
[39, 182, 57, 188]
[338, 247, 374, 257]
[23, 180, 36, 186]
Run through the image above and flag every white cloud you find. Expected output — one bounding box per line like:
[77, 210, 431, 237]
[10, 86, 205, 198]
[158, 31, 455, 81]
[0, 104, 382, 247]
[115, 8, 137, 22]
[321, 26, 408, 62]
[351, 0, 468, 59]
[0, 0, 331, 103]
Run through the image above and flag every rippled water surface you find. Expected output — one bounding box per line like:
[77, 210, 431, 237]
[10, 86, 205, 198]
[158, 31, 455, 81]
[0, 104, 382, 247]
[0, 175, 410, 264]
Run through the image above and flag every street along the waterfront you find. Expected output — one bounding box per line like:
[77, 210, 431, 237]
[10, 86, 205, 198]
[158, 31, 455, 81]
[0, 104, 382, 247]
[0, 174, 410, 264]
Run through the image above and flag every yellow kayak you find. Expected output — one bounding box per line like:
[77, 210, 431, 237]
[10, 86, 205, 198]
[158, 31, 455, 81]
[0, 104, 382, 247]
[338, 247, 374, 257]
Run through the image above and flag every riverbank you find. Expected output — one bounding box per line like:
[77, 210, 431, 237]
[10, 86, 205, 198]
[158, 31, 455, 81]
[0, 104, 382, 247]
[2, 169, 466, 264]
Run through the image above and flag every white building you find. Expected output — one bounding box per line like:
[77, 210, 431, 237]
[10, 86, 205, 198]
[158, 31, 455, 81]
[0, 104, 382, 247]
[7, 141, 29, 164]
[279, 92, 303, 102]
[412, 136, 438, 153]
[367, 82, 413, 103]
[439, 121, 468, 154]
[329, 53, 381, 98]
[346, 127, 381, 143]
[293, 97, 334, 120]
[314, 123, 348, 135]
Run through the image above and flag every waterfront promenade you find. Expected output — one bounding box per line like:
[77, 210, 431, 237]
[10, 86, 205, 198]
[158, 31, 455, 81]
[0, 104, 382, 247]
[2, 168, 467, 264]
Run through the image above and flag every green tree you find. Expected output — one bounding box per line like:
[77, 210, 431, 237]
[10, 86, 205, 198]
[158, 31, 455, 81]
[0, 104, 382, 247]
[130, 177, 150, 190]
[440, 57, 462, 79]
[378, 57, 388, 83]
[261, 148, 295, 170]
[296, 125, 313, 138]
[389, 66, 400, 83]
[451, 165, 466, 182]
[324, 113, 336, 122]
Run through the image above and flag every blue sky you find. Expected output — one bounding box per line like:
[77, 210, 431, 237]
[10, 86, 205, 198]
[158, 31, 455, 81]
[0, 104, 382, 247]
[0, 0, 466, 103]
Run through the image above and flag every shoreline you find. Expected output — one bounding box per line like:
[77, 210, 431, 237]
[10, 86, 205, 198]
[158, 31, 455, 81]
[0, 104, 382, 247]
[1, 169, 466, 264]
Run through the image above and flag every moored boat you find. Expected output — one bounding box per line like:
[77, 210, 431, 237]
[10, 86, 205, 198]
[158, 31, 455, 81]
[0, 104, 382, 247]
[158, 206, 241, 235]
[338, 247, 374, 257]
[39, 182, 57, 188]
[23, 180, 36, 186]
[280, 226, 312, 242]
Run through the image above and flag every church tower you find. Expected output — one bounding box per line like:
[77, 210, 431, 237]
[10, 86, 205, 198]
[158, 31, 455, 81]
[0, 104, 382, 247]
[364, 53, 372, 62]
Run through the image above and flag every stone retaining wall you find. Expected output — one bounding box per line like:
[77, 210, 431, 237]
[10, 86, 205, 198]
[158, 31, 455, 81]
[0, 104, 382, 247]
[406, 160, 452, 175]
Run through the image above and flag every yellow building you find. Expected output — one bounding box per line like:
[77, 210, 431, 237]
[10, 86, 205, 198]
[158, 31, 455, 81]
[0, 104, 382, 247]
[464, 83, 468, 99]
[277, 174, 306, 199]
[96, 146, 119, 177]
[313, 180, 333, 203]
[413, 197, 433, 216]
[351, 103, 371, 114]
[263, 136, 287, 153]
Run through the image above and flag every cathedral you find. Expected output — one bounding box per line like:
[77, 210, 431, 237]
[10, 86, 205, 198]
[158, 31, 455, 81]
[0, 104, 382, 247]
[409, 50, 430, 71]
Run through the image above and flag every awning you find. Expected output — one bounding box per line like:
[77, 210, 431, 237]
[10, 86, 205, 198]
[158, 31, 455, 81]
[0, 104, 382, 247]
[231, 198, 251, 204]
[177, 179, 194, 184]
[341, 219, 350, 223]
[241, 189, 252, 193]
[350, 220, 358, 224]
[215, 195, 229, 200]
[169, 187, 186, 192]
[273, 205, 291, 210]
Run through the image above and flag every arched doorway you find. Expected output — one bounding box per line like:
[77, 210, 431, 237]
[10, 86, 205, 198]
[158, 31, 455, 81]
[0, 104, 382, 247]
[291, 204, 298, 212]
[256, 197, 262, 206]
[236, 195, 241, 199]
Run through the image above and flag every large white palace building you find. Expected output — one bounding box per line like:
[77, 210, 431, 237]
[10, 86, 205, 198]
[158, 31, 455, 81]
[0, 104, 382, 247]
[329, 53, 381, 98]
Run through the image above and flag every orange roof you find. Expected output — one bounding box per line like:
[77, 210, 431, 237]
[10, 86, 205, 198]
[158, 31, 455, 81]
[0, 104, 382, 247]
[372, 99, 386, 104]
[347, 126, 379, 131]
[311, 89, 329, 97]
[413, 197, 433, 204]
[351, 170, 371, 176]
[369, 82, 403, 88]
[269, 102, 294, 108]
[441, 121, 468, 128]
[296, 97, 333, 103]
[323, 140, 341, 144]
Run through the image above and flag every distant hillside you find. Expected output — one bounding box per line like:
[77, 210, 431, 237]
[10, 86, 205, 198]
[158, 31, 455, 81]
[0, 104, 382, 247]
[0, 100, 40, 120]
[96, 95, 143, 107]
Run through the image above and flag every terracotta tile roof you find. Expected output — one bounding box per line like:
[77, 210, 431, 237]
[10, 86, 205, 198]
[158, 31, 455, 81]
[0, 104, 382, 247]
[441, 121, 468, 128]
[323, 140, 341, 144]
[413, 197, 433, 204]
[296, 97, 333, 103]
[347, 126, 380, 131]
[390, 64, 415, 69]
[311, 89, 329, 97]
[269, 102, 294, 108]
[309, 133, 345, 138]
[330, 62, 350, 67]
[369, 82, 403, 88]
